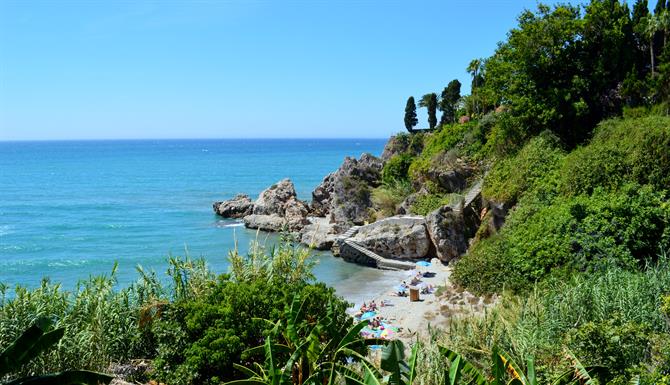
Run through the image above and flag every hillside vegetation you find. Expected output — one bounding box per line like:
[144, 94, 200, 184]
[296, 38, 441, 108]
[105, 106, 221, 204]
[2, 1, 670, 385]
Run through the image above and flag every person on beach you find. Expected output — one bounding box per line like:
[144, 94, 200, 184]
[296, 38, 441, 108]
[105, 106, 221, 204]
[370, 300, 377, 311]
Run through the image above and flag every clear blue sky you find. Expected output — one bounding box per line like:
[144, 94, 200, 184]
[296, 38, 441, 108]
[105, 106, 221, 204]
[0, 0, 616, 140]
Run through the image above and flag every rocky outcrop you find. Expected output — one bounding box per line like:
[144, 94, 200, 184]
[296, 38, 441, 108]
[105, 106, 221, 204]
[300, 217, 338, 250]
[213, 194, 253, 218]
[310, 153, 383, 227]
[425, 182, 483, 262]
[214, 179, 310, 233]
[349, 216, 431, 260]
[427, 168, 469, 193]
[284, 198, 310, 231]
[425, 206, 468, 263]
[253, 179, 297, 216]
[380, 134, 423, 161]
[243, 214, 286, 232]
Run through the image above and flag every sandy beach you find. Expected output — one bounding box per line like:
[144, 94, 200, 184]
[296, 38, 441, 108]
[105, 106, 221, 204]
[339, 259, 496, 342]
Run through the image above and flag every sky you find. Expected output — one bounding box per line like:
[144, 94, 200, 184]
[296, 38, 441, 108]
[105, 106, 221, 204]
[0, 0, 615, 140]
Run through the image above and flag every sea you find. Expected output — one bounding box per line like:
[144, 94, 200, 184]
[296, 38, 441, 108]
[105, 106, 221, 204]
[0, 139, 404, 304]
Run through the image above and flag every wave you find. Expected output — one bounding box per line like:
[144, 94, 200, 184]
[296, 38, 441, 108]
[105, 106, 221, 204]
[0, 225, 14, 236]
[216, 220, 245, 228]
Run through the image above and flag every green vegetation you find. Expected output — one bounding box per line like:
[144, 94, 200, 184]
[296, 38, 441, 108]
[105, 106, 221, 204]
[371, 179, 413, 218]
[0, 318, 113, 385]
[404, 97, 418, 133]
[439, 80, 461, 125]
[410, 193, 461, 216]
[455, 116, 670, 293]
[4, 1, 670, 384]
[442, 259, 670, 384]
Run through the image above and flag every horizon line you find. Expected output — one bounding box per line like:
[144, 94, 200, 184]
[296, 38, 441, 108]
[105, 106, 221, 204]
[0, 136, 395, 143]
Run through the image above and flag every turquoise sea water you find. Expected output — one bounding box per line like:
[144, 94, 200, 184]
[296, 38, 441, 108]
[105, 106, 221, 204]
[0, 139, 402, 300]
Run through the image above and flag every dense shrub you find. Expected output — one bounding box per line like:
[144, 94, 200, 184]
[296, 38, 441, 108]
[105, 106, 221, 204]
[0, 257, 211, 378]
[455, 184, 670, 293]
[407, 122, 475, 182]
[151, 241, 351, 385]
[560, 116, 670, 195]
[482, 132, 564, 205]
[151, 277, 348, 385]
[381, 153, 413, 184]
[371, 179, 413, 218]
[410, 193, 461, 216]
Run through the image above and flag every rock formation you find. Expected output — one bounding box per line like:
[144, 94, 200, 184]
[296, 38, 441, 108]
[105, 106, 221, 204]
[299, 217, 338, 250]
[425, 206, 468, 263]
[213, 194, 253, 218]
[310, 153, 383, 228]
[349, 216, 431, 260]
[213, 179, 309, 233]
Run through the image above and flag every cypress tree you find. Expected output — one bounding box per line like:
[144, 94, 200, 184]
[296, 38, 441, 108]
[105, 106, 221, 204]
[404, 96, 418, 133]
[633, 0, 649, 26]
[655, 0, 666, 14]
[427, 93, 438, 130]
[439, 79, 462, 125]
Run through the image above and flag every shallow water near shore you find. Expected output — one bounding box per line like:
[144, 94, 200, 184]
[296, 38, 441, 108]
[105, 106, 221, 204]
[0, 138, 392, 300]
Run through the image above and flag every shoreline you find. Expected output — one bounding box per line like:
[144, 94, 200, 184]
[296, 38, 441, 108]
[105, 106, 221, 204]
[336, 258, 495, 342]
[336, 258, 452, 340]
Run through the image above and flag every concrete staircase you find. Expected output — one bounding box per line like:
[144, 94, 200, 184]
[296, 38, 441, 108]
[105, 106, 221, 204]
[343, 240, 417, 271]
[463, 179, 483, 209]
[336, 226, 416, 271]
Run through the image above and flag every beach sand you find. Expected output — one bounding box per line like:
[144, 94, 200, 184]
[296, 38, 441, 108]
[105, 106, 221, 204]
[337, 259, 497, 342]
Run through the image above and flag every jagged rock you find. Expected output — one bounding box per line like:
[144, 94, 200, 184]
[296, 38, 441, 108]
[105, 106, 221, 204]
[310, 153, 383, 227]
[425, 206, 468, 263]
[311, 173, 335, 216]
[213, 194, 254, 218]
[350, 216, 430, 260]
[427, 169, 469, 193]
[300, 217, 339, 250]
[381, 134, 423, 161]
[253, 179, 297, 216]
[284, 197, 309, 231]
[243, 214, 286, 232]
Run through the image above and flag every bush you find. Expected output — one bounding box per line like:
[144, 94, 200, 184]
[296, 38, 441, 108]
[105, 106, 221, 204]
[482, 131, 564, 205]
[381, 153, 414, 184]
[455, 184, 670, 293]
[410, 193, 461, 216]
[371, 179, 413, 218]
[560, 116, 670, 195]
[0, 256, 212, 377]
[151, 241, 351, 385]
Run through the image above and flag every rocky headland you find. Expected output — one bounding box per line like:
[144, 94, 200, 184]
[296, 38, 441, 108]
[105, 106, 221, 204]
[213, 134, 500, 271]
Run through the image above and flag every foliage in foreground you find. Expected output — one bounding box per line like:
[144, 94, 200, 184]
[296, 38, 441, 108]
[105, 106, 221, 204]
[0, 318, 113, 385]
[150, 238, 351, 385]
[443, 260, 670, 384]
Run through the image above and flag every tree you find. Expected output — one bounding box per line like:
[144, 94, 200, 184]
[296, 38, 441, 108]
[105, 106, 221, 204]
[403, 97, 418, 133]
[427, 93, 438, 129]
[633, 0, 651, 77]
[639, 14, 661, 76]
[418, 93, 438, 130]
[467, 59, 484, 115]
[439, 79, 461, 125]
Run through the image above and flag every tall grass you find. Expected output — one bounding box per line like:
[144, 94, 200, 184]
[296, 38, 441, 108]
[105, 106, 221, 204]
[0, 256, 214, 378]
[434, 253, 670, 382]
